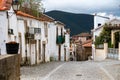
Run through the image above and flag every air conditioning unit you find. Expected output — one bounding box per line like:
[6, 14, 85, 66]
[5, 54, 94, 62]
[8, 29, 14, 35]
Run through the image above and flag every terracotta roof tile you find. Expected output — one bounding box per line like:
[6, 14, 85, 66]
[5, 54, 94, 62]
[39, 14, 54, 22]
[0, 0, 12, 11]
[17, 11, 38, 20]
[17, 11, 54, 22]
[77, 33, 91, 37]
[82, 39, 92, 47]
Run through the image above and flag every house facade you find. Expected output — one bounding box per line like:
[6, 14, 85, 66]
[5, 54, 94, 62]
[92, 14, 120, 61]
[16, 11, 41, 65]
[92, 15, 110, 42]
[92, 14, 110, 60]
[55, 21, 67, 61]
[0, 1, 70, 65]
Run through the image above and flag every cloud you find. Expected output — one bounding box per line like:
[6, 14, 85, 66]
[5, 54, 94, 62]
[95, 12, 120, 19]
[42, 0, 119, 14]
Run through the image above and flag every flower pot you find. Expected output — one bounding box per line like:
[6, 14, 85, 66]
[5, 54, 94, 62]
[6, 43, 19, 54]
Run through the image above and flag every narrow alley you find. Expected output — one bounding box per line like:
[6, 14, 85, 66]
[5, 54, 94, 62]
[21, 59, 120, 80]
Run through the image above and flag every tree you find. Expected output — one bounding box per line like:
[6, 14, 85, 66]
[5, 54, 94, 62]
[29, 0, 44, 13]
[95, 24, 111, 47]
[19, 0, 44, 17]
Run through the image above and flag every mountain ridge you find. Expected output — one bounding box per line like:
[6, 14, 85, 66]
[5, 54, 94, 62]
[45, 10, 94, 36]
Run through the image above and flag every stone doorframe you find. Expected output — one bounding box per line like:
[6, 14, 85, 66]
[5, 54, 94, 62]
[111, 30, 120, 45]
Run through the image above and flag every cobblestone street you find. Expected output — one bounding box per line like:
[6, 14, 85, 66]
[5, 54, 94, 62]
[21, 59, 120, 80]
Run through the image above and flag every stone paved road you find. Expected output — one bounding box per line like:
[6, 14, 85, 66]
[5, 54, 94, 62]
[20, 60, 120, 80]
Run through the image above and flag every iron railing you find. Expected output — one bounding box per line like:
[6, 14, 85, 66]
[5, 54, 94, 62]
[107, 48, 119, 59]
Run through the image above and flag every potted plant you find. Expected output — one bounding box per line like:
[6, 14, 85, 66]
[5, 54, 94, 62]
[6, 41, 19, 54]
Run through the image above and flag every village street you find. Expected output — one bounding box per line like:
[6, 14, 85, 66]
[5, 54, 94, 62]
[21, 59, 120, 80]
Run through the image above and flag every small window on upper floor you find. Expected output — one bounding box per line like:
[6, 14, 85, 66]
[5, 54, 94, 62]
[34, 28, 41, 34]
[98, 23, 101, 27]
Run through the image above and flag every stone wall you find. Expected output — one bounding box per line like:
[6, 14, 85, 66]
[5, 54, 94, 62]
[0, 54, 20, 80]
[94, 43, 108, 61]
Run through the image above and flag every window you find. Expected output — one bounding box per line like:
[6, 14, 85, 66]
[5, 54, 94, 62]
[34, 28, 41, 34]
[98, 23, 101, 27]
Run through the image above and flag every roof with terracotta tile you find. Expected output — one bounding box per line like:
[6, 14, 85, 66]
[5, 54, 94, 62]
[0, 0, 12, 11]
[17, 11, 38, 19]
[77, 33, 91, 37]
[17, 11, 54, 22]
[39, 14, 54, 22]
[82, 39, 92, 47]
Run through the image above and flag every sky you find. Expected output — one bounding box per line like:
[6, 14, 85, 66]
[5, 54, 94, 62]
[42, 0, 120, 16]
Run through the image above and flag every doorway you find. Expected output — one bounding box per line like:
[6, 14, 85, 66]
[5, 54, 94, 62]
[42, 43, 46, 62]
[64, 48, 66, 61]
[58, 45, 61, 61]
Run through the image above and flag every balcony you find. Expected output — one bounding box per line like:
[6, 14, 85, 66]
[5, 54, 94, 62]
[56, 36, 65, 44]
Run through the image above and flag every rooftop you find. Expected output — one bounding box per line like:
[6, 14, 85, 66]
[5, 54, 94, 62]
[82, 39, 92, 47]
[77, 33, 91, 37]
[17, 11, 54, 22]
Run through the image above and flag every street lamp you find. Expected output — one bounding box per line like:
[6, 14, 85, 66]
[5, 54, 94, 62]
[12, 0, 20, 12]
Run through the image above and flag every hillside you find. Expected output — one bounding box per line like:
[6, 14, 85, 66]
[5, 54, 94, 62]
[45, 10, 94, 36]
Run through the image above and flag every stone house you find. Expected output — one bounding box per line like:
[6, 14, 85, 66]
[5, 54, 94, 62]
[82, 39, 92, 60]
[76, 33, 92, 43]
[71, 32, 92, 61]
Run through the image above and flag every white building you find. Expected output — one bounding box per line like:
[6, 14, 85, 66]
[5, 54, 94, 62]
[0, 1, 70, 65]
[92, 14, 110, 60]
[49, 21, 70, 61]
[0, 7, 19, 55]
[16, 11, 58, 65]
[92, 14, 110, 42]
[64, 29, 70, 61]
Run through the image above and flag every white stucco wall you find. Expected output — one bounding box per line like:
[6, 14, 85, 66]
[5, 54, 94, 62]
[17, 15, 43, 65]
[93, 15, 110, 42]
[48, 22, 57, 60]
[65, 33, 70, 61]
[93, 27, 103, 42]
[7, 8, 18, 42]
[0, 11, 8, 55]
[40, 21, 50, 62]
[17, 20, 26, 57]
[94, 15, 109, 29]
[57, 24, 65, 61]
[0, 8, 19, 55]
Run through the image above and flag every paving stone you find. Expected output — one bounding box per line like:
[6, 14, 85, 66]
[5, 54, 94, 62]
[21, 59, 120, 80]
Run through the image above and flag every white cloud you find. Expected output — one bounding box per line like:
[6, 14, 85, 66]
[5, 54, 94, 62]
[95, 12, 120, 20]
[42, 0, 119, 13]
